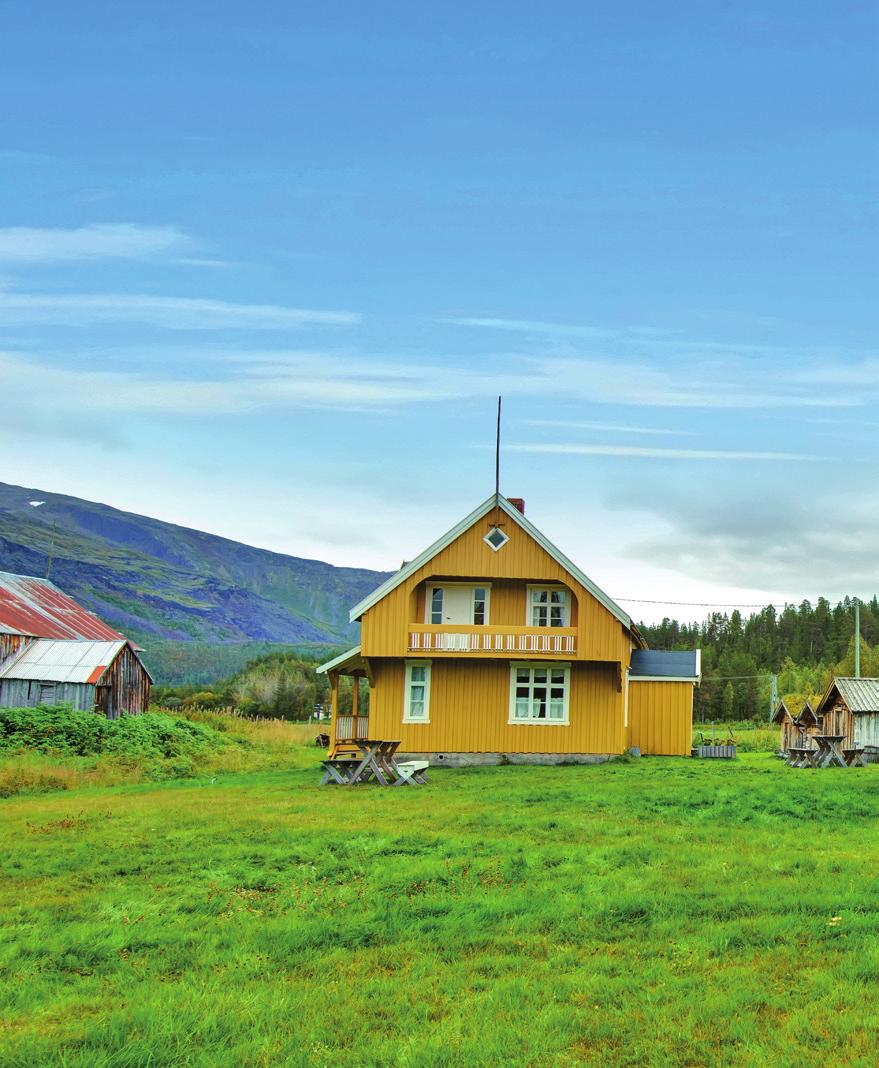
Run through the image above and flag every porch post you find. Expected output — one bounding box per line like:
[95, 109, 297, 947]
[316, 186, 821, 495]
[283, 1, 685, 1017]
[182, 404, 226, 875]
[351, 675, 360, 738]
[329, 671, 339, 747]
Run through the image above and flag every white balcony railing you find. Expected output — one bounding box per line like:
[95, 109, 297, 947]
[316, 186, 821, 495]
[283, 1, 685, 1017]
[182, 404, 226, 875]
[409, 626, 576, 656]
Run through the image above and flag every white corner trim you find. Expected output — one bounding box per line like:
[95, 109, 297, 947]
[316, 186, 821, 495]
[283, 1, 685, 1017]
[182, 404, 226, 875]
[348, 493, 633, 630]
[624, 667, 630, 728]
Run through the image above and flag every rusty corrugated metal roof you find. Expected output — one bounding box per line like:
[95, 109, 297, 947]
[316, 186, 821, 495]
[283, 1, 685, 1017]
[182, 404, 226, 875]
[0, 639, 125, 684]
[0, 571, 126, 641]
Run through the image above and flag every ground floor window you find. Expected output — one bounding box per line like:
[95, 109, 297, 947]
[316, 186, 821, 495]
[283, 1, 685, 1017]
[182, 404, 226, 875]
[509, 663, 570, 724]
[403, 661, 431, 723]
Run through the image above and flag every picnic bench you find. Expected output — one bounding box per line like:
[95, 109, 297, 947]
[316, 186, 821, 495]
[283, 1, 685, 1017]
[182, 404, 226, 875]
[320, 740, 430, 786]
[843, 747, 866, 768]
[785, 746, 814, 769]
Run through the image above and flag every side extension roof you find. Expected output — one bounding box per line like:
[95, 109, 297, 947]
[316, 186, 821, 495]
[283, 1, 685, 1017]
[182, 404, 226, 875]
[630, 648, 701, 681]
[348, 494, 639, 640]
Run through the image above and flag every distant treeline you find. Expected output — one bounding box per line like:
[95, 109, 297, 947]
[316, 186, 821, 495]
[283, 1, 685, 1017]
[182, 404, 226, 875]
[152, 650, 356, 720]
[639, 596, 878, 722]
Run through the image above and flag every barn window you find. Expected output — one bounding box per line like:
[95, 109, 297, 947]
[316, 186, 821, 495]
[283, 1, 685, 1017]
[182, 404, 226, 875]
[528, 586, 570, 627]
[403, 661, 431, 723]
[38, 683, 56, 704]
[509, 663, 570, 724]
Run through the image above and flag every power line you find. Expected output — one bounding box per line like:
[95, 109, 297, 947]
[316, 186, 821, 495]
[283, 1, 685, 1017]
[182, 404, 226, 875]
[614, 595, 865, 611]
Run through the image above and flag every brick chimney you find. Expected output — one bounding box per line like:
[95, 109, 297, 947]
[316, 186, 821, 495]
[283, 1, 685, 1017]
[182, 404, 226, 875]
[508, 497, 526, 515]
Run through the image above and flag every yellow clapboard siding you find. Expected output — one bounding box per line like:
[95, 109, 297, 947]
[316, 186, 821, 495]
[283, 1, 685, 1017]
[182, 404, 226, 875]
[368, 658, 625, 755]
[628, 681, 694, 756]
[361, 503, 630, 662]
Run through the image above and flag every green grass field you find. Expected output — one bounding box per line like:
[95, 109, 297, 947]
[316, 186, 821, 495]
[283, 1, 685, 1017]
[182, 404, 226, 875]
[3, 745, 879, 1067]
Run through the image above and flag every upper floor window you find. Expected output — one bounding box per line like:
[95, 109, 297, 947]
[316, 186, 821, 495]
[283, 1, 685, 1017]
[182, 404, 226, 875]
[484, 526, 508, 551]
[425, 584, 491, 625]
[528, 586, 570, 628]
[430, 586, 444, 624]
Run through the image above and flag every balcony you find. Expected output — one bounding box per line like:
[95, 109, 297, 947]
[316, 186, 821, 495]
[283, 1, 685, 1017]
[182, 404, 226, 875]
[408, 624, 576, 657]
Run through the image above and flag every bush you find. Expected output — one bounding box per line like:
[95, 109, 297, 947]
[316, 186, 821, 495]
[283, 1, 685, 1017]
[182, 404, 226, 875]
[0, 705, 227, 760]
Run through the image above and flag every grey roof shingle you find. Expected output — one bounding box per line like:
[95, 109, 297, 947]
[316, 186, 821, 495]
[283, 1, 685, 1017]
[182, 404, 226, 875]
[630, 649, 700, 679]
[831, 677, 879, 714]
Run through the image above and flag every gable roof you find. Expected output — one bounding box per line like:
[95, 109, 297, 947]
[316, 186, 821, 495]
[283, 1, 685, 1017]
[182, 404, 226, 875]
[771, 698, 793, 724]
[0, 571, 126, 642]
[630, 649, 701, 681]
[0, 639, 137, 684]
[817, 677, 879, 715]
[349, 494, 638, 638]
[794, 701, 819, 727]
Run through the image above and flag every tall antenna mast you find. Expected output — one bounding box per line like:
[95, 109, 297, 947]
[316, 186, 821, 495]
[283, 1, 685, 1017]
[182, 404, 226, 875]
[495, 395, 502, 498]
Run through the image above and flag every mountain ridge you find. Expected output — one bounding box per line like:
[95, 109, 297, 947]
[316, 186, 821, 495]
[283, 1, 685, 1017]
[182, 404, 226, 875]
[0, 482, 391, 652]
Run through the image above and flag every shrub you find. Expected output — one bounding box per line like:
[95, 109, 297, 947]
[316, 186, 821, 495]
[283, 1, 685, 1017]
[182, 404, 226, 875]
[0, 705, 226, 761]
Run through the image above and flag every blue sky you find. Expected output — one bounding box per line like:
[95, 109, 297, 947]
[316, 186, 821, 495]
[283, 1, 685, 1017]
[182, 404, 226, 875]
[1, 2, 876, 618]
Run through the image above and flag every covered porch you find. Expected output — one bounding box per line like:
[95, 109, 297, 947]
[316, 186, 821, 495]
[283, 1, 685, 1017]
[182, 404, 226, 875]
[316, 645, 372, 757]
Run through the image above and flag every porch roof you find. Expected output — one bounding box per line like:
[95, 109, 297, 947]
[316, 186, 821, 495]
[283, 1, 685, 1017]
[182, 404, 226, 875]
[316, 645, 364, 676]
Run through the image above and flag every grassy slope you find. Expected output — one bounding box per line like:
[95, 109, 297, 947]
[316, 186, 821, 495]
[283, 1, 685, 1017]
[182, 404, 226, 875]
[2, 753, 879, 1067]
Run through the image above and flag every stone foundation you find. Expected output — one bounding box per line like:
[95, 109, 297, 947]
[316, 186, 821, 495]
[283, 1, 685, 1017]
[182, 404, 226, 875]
[395, 751, 617, 768]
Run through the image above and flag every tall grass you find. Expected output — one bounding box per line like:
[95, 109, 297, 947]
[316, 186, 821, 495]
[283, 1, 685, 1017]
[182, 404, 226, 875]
[0, 705, 318, 797]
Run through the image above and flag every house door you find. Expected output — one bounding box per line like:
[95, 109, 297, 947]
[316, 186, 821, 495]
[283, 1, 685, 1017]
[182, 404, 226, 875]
[438, 586, 475, 624]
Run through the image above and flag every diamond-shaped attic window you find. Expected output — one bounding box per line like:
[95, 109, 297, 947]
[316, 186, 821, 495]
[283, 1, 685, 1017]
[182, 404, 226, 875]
[484, 526, 509, 552]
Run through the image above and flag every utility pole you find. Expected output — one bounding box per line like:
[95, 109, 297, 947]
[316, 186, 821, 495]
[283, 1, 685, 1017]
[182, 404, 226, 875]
[770, 674, 778, 723]
[854, 598, 861, 679]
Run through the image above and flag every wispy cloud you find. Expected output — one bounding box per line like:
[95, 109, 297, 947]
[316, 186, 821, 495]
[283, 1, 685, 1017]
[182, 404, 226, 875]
[0, 292, 360, 329]
[443, 316, 676, 340]
[506, 443, 824, 462]
[522, 418, 695, 437]
[0, 223, 190, 263]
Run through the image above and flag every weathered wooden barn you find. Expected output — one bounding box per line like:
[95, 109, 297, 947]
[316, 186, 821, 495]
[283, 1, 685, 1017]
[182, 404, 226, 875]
[0, 571, 152, 717]
[773, 699, 821, 750]
[815, 677, 879, 750]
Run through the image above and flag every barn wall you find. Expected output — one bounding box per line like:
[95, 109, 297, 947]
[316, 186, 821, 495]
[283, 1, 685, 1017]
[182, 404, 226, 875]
[627, 681, 694, 757]
[821, 701, 855, 748]
[367, 657, 625, 755]
[0, 679, 96, 711]
[100, 645, 151, 718]
[853, 713, 879, 748]
[0, 633, 29, 669]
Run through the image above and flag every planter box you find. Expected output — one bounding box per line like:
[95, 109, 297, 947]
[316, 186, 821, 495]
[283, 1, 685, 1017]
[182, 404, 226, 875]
[695, 744, 737, 760]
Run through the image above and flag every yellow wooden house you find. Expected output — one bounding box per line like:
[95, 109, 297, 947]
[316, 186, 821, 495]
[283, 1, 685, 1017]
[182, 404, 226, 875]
[318, 494, 700, 763]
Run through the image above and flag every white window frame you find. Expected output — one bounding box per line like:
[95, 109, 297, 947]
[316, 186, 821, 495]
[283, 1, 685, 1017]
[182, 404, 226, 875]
[508, 661, 571, 725]
[526, 585, 571, 628]
[423, 582, 492, 625]
[403, 660, 432, 723]
[483, 526, 509, 552]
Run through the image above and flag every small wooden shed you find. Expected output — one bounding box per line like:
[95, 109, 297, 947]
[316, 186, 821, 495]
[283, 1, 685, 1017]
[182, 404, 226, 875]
[772, 699, 796, 750]
[814, 677, 879, 750]
[0, 639, 152, 717]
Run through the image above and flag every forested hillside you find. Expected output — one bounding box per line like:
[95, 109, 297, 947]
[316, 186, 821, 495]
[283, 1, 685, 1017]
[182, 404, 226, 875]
[640, 596, 878, 722]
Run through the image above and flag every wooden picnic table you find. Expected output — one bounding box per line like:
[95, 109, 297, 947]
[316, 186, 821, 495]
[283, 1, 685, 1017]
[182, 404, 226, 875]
[785, 746, 814, 769]
[812, 734, 847, 769]
[320, 740, 403, 786]
[843, 747, 866, 768]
